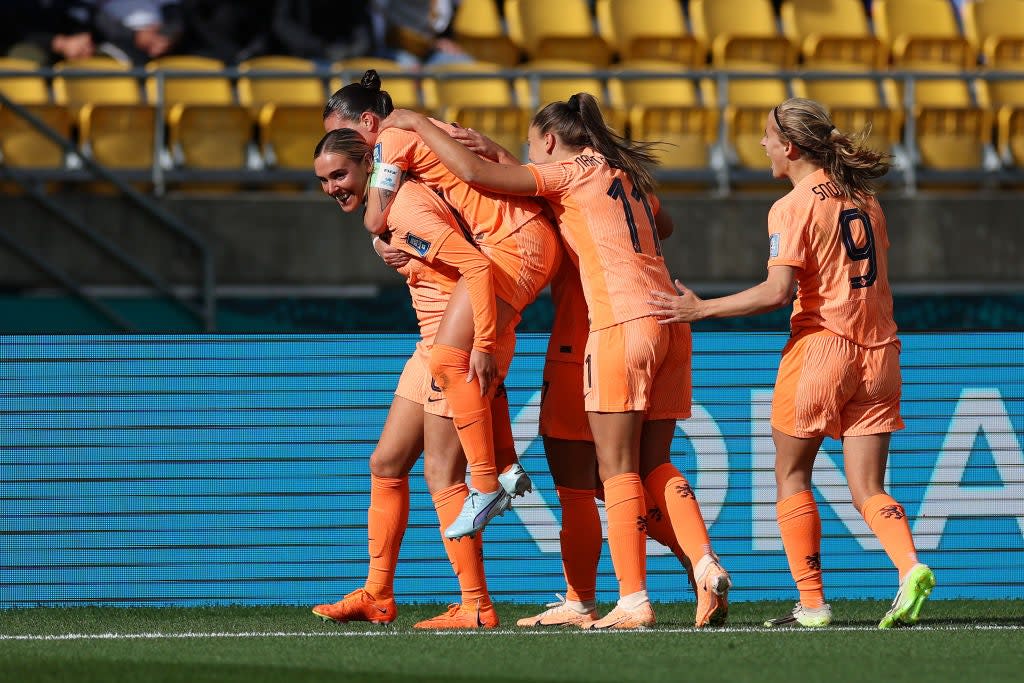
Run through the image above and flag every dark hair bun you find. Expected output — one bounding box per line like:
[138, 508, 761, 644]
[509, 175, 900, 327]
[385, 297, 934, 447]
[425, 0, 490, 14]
[360, 69, 381, 91]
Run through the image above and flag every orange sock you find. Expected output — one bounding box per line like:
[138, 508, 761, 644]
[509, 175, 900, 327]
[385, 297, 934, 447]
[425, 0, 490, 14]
[491, 383, 518, 475]
[643, 463, 712, 565]
[862, 493, 920, 579]
[556, 487, 601, 603]
[642, 497, 696, 591]
[433, 483, 491, 608]
[364, 475, 409, 600]
[604, 473, 647, 597]
[777, 489, 824, 608]
[430, 344, 497, 493]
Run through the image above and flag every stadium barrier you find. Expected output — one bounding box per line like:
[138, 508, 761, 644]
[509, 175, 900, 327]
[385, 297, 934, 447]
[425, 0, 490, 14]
[1, 332, 1020, 606]
[2, 67, 1024, 194]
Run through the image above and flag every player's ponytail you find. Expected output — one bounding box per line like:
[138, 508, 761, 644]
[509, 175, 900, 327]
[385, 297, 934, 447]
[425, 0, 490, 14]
[323, 69, 395, 123]
[773, 97, 891, 208]
[532, 92, 661, 196]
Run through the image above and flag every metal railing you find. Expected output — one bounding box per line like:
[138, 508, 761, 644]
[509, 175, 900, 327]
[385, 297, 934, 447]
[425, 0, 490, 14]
[0, 90, 216, 332]
[2, 64, 1022, 196]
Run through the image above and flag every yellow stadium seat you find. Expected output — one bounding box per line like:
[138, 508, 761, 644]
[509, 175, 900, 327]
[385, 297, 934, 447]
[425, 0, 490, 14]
[976, 63, 1024, 115]
[690, 0, 798, 68]
[0, 57, 51, 104]
[997, 106, 1024, 165]
[514, 60, 605, 108]
[168, 103, 252, 169]
[830, 107, 904, 159]
[515, 59, 623, 133]
[780, 0, 885, 68]
[634, 106, 718, 171]
[607, 60, 708, 138]
[78, 103, 155, 169]
[144, 56, 255, 175]
[915, 107, 991, 169]
[873, 0, 976, 69]
[330, 58, 422, 110]
[145, 55, 234, 106]
[257, 103, 325, 170]
[792, 65, 902, 158]
[505, 0, 613, 66]
[710, 69, 790, 171]
[727, 106, 774, 170]
[237, 56, 325, 112]
[963, 0, 1024, 65]
[420, 62, 524, 157]
[452, 0, 521, 66]
[0, 104, 71, 168]
[422, 61, 516, 118]
[52, 57, 142, 121]
[452, 106, 532, 160]
[793, 65, 889, 109]
[595, 0, 704, 67]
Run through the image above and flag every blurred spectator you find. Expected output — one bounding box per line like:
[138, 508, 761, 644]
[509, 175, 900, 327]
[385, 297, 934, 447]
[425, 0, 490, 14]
[270, 0, 374, 64]
[89, 0, 185, 64]
[179, 0, 273, 64]
[1, 0, 96, 64]
[371, 0, 473, 68]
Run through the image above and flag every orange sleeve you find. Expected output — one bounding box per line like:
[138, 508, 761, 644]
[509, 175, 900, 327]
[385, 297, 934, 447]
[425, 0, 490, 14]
[767, 200, 809, 270]
[436, 233, 497, 354]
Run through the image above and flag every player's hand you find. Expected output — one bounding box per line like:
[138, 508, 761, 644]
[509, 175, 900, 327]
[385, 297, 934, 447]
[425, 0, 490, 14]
[373, 235, 410, 270]
[449, 125, 502, 160]
[648, 279, 705, 324]
[380, 109, 426, 132]
[468, 349, 496, 396]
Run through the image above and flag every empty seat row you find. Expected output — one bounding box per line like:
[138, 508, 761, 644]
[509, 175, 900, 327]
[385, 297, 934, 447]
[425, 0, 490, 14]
[450, 0, 1024, 71]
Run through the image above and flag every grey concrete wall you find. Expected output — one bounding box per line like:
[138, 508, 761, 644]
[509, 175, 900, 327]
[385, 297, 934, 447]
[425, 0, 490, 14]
[1, 191, 1021, 289]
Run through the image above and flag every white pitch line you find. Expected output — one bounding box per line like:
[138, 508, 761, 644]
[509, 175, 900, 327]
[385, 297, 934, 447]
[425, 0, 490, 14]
[1, 624, 1022, 641]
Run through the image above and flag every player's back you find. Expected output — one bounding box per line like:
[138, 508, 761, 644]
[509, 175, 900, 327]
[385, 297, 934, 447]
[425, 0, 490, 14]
[377, 122, 543, 244]
[772, 168, 897, 347]
[529, 149, 673, 331]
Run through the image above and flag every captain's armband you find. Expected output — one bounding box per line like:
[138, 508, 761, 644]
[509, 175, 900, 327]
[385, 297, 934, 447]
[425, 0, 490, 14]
[369, 162, 403, 192]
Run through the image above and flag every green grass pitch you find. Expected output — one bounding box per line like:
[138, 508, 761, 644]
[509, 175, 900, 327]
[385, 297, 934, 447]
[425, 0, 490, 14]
[1, 600, 1021, 683]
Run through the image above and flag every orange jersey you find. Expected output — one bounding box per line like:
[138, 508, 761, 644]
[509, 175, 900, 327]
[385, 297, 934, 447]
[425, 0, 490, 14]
[375, 122, 544, 244]
[396, 257, 457, 348]
[768, 168, 898, 348]
[545, 256, 589, 364]
[385, 180, 497, 352]
[526, 149, 673, 331]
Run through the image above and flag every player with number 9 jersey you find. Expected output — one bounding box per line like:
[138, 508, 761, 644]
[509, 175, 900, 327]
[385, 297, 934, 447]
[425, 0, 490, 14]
[768, 168, 897, 350]
[649, 97, 933, 631]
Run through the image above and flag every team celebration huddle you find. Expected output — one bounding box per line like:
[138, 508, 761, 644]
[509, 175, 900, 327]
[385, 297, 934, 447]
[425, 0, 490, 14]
[308, 70, 935, 631]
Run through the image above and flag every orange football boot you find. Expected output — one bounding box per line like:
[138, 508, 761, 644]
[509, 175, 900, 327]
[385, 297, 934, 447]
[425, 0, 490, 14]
[312, 589, 396, 624]
[413, 601, 499, 630]
[582, 602, 656, 630]
[694, 555, 731, 628]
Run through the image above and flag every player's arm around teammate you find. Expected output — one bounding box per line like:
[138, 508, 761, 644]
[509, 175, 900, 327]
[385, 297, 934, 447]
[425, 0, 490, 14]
[324, 72, 556, 536]
[311, 129, 519, 629]
[383, 95, 732, 629]
[650, 98, 934, 630]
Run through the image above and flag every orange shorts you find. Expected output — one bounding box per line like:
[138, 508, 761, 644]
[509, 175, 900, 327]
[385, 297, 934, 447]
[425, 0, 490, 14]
[395, 343, 452, 418]
[480, 214, 560, 313]
[583, 316, 692, 419]
[539, 360, 593, 442]
[771, 330, 904, 439]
